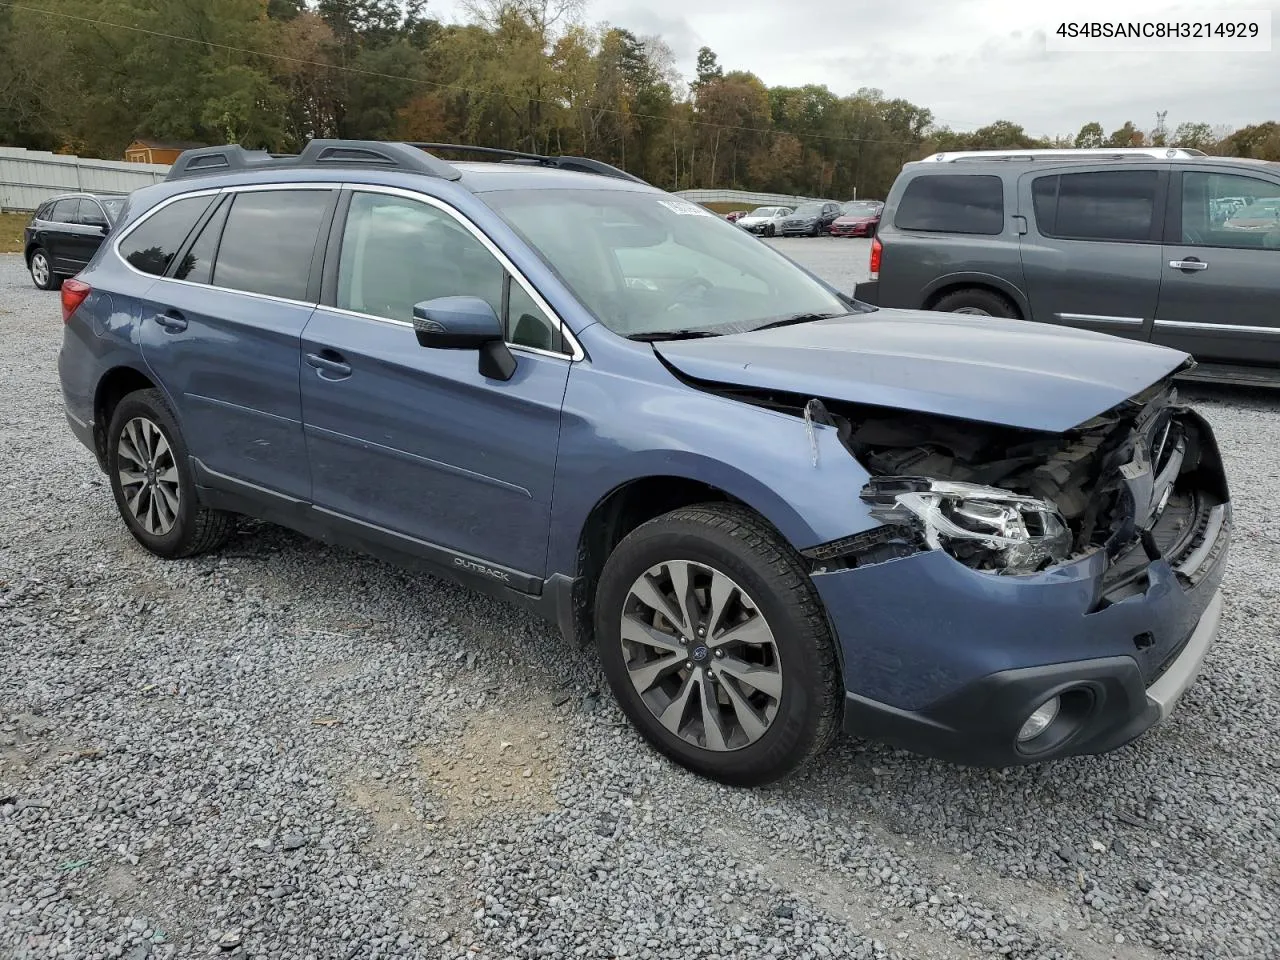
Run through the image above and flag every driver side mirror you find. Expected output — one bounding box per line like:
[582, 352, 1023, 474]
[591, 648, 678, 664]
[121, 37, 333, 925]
[412, 296, 516, 381]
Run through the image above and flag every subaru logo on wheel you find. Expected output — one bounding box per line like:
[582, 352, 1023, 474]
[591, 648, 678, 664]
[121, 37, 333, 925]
[692, 645, 709, 662]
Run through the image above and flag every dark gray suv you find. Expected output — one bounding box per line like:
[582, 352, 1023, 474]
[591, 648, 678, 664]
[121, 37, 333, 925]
[854, 148, 1280, 386]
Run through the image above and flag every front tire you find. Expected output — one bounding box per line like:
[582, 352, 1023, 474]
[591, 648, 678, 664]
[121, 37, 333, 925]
[29, 248, 61, 290]
[593, 504, 842, 787]
[106, 388, 234, 559]
[765, 224, 776, 238]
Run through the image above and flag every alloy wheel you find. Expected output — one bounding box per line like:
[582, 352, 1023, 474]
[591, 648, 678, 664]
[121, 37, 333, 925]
[31, 252, 50, 287]
[620, 560, 783, 752]
[116, 417, 181, 536]
[953, 307, 992, 316]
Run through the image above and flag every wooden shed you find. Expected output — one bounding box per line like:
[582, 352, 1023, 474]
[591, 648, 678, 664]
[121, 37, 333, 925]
[124, 140, 205, 165]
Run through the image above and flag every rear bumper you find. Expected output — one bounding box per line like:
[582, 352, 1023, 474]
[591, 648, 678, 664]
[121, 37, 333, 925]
[840, 590, 1223, 766]
[852, 279, 879, 304]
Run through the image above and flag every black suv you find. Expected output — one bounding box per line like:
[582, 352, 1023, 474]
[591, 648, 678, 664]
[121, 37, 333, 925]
[855, 148, 1280, 386]
[24, 192, 125, 290]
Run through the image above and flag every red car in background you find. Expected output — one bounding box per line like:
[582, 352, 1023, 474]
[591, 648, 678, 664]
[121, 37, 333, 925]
[724, 210, 749, 222]
[829, 200, 883, 237]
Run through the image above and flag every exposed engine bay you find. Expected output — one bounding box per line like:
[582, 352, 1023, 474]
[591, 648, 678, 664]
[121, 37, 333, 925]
[708, 377, 1230, 579]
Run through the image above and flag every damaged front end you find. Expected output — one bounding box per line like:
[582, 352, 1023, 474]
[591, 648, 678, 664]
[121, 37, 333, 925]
[716, 375, 1229, 585]
[841, 378, 1230, 586]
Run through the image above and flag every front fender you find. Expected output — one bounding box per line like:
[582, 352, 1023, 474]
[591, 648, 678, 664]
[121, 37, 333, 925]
[547, 338, 878, 574]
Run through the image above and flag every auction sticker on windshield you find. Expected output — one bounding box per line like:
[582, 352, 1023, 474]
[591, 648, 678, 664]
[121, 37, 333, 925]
[656, 199, 716, 217]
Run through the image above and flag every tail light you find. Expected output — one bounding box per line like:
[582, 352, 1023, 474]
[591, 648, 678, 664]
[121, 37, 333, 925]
[869, 235, 882, 280]
[61, 279, 92, 324]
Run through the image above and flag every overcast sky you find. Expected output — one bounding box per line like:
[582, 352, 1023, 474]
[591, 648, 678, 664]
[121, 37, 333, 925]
[430, 0, 1279, 138]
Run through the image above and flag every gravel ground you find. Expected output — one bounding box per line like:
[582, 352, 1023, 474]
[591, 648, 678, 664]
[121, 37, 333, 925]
[2, 247, 1279, 960]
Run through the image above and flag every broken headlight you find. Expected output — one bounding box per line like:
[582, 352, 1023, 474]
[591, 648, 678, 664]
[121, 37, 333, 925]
[861, 477, 1071, 574]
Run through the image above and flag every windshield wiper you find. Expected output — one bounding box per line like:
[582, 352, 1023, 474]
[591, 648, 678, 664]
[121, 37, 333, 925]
[750, 311, 844, 332]
[627, 329, 724, 342]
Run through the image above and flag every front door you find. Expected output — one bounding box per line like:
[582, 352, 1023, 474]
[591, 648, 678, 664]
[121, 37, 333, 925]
[1018, 166, 1168, 340]
[1153, 168, 1280, 365]
[300, 188, 572, 584]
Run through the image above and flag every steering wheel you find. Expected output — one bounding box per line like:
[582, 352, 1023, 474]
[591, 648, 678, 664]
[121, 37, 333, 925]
[658, 276, 714, 312]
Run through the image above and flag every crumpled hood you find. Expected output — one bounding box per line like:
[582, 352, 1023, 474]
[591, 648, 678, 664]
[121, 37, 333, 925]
[654, 310, 1190, 432]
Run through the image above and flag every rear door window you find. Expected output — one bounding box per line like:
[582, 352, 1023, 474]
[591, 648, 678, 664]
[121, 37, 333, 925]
[211, 189, 333, 301]
[894, 174, 1004, 235]
[118, 194, 217, 276]
[1032, 170, 1160, 242]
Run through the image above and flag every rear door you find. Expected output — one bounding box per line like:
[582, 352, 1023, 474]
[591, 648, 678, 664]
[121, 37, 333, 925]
[131, 186, 334, 500]
[1153, 167, 1280, 364]
[44, 198, 82, 273]
[1017, 165, 1168, 340]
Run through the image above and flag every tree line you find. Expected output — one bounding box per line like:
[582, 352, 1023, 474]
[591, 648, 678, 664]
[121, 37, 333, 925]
[1, 0, 1277, 201]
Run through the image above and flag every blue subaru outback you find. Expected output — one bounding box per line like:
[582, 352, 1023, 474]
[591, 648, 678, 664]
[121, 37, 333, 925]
[57, 140, 1230, 786]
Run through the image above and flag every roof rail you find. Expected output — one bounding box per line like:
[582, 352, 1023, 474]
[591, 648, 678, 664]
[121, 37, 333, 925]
[406, 143, 648, 184]
[165, 140, 463, 182]
[165, 139, 648, 185]
[918, 147, 1208, 163]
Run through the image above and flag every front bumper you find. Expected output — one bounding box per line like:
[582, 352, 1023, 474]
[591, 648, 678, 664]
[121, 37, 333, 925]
[814, 494, 1230, 767]
[780, 222, 819, 235]
[839, 590, 1222, 766]
[831, 222, 875, 236]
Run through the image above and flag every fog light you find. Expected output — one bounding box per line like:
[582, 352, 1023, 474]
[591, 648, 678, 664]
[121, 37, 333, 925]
[1017, 696, 1061, 742]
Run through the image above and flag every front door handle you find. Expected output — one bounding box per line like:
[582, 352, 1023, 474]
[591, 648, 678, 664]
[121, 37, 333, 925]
[154, 310, 188, 332]
[1169, 258, 1209, 272]
[305, 351, 353, 379]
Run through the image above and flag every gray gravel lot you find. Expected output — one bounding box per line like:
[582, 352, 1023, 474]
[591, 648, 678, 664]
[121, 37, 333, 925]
[2, 245, 1278, 960]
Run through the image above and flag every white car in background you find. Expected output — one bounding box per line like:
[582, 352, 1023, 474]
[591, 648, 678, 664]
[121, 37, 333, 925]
[736, 206, 793, 237]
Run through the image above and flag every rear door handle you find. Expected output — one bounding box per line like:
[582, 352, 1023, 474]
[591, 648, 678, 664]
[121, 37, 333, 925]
[154, 310, 188, 332]
[1169, 258, 1209, 272]
[305, 351, 353, 379]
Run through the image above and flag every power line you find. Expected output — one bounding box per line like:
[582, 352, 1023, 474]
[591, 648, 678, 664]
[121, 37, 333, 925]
[0, 0, 927, 148]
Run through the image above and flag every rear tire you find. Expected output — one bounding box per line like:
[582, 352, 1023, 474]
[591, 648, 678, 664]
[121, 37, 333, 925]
[29, 248, 61, 291]
[106, 388, 234, 559]
[932, 287, 1018, 319]
[593, 503, 842, 787]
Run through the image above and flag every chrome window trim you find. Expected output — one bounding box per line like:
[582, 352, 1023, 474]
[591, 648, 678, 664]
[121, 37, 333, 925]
[1055, 312, 1144, 326]
[340, 184, 583, 361]
[1154, 319, 1280, 336]
[112, 181, 584, 361]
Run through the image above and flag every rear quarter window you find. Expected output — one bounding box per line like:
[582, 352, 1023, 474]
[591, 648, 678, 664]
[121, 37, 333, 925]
[894, 174, 1005, 235]
[118, 194, 217, 276]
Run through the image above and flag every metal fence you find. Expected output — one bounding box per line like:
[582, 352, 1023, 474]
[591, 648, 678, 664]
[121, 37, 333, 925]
[0, 147, 170, 212]
[675, 188, 836, 207]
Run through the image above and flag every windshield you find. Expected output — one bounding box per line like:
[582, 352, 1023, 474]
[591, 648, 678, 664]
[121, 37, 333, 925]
[484, 189, 848, 338]
[793, 203, 823, 216]
[100, 198, 124, 220]
[842, 201, 878, 216]
[748, 206, 776, 216]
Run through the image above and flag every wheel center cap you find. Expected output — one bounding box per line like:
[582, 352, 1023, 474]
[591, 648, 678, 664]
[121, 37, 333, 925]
[690, 645, 709, 663]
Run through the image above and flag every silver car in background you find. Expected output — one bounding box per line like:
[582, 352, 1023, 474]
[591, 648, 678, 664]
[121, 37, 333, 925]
[736, 206, 793, 237]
